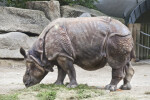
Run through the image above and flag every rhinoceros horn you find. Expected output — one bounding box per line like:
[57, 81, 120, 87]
[29, 55, 47, 72]
[29, 55, 44, 67]
[29, 55, 54, 72]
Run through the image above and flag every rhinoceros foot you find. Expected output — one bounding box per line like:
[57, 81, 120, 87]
[54, 81, 64, 85]
[105, 84, 117, 91]
[120, 83, 131, 90]
[67, 83, 78, 88]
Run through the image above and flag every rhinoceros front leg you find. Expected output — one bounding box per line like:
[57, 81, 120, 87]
[54, 65, 66, 85]
[120, 62, 134, 90]
[105, 67, 124, 91]
[57, 56, 78, 88]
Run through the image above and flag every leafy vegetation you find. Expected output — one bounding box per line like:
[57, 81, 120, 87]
[68, 84, 105, 99]
[37, 91, 56, 100]
[58, 0, 98, 9]
[0, 94, 18, 100]
[0, 84, 137, 100]
[0, 0, 28, 8]
[0, 0, 98, 9]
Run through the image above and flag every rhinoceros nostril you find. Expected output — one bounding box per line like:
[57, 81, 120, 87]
[24, 81, 31, 87]
[24, 83, 29, 87]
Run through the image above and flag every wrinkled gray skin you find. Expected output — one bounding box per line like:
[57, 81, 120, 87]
[20, 16, 134, 91]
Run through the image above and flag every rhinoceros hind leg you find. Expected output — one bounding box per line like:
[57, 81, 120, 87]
[105, 66, 124, 91]
[120, 83, 131, 90]
[54, 65, 66, 85]
[57, 56, 78, 88]
[120, 62, 134, 90]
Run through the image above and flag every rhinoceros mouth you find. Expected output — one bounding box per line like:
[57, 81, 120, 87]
[24, 79, 40, 87]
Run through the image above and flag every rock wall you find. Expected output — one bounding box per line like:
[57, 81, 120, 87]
[0, 0, 124, 59]
[61, 5, 106, 17]
[0, 7, 50, 35]
[26, 0, 60, 21]
[0, 32, 37, 59]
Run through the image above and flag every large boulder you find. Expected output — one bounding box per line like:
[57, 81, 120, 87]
[61, 5, 125, 23]
[0, 2, 4, 6]
[26, 0, 60, 21]
[0, 7, 50, 35]
[0, 32, 37, 59]
[79, 13, 91, 17]
[61, 5, 106, 17]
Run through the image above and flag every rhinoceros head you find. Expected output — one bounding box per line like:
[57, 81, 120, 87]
[20, 47, 48, 87]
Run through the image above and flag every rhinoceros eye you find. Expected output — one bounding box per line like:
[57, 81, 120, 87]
[26, 62, 31, 67]
[26, 59, 33, 63]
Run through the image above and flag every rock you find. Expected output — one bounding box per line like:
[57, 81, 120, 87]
[60, 5, 125, 23]
[79, 13, 91, 17]
[0, 2, 4, 6]
[26, 0, 60, 21]
[61, 5, 106, 18]
[0, 7, 50, 35]
[0, 32, 37, 59]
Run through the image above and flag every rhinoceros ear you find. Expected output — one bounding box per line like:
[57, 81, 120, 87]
[20, 47, 27, 58]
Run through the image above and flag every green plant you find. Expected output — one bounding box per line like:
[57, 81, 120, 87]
[0, 0, 98, 9]
[0, 94, 18, 100]
[0, 84, 137, 100]
[0, 0, 28, 8]
[58, 0, 98, 9]
[37, 91, 56, 100]
[77, 89, 92, 99]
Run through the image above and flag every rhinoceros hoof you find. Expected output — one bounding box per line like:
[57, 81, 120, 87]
[105, 84, 117, 91]
[54, 81, 64, 85]
[120, 83, 131, 90]
[67, 83, 78, 88]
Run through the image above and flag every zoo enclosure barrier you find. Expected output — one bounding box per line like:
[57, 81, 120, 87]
[130, 24, 150, 61]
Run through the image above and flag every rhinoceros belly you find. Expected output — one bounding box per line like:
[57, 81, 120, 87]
[74, 54, 107, 71]
[73, 43, 107, 70]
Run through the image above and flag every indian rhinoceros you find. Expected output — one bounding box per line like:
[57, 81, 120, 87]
[20, 16, 134, 91]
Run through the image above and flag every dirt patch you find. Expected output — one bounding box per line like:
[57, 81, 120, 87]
[0, 60, 150, 99]
[1, 84, 137, 100]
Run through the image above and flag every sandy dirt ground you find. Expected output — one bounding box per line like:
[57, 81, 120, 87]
[0, 60, 150, 100]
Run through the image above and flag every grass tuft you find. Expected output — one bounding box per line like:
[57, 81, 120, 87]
[0, 84, 137, 100]
[37, 91, 56, 100]
[0, 94, 18, 100]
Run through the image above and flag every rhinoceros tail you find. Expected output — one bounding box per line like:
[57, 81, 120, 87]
[130, 48, 136, 61]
